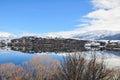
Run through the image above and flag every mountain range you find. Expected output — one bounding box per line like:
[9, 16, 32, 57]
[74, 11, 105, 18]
[0, 30, 120, 40]
[71, 30, 120, 40]
[101, 33, 120, 40]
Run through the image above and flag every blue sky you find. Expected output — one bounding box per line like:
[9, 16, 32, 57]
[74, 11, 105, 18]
[0, 0, 93, 35]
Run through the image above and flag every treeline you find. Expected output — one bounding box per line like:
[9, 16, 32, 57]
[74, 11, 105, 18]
[0, 53, 120, 80]
[8, 36, 86, 53]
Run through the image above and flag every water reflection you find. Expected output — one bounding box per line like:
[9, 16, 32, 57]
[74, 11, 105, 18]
[0, 51, 34, 64]
[10, 46, 86, 53]
[0, 46, 120, 68]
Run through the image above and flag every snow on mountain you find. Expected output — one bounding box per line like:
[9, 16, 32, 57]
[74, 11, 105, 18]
[0, 32, 16, 42]
[72, 30, 120, 40]
[0, 30, 119, 41]
[101, 33, 120, 40]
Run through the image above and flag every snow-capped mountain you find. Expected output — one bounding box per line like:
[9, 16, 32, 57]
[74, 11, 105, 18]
[0, 32, 16, 42]
[100, 33, 120, 40]
[0, 30, 119, 41]
[72, 30, 120, 40]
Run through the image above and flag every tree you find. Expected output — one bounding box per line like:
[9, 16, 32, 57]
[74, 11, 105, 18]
[57, 52, 113, 80]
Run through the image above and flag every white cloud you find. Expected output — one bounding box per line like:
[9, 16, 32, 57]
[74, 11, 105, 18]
[82, 0, 120, 31]
[92, 0, 120, 9]
[45, 0, 120, 38]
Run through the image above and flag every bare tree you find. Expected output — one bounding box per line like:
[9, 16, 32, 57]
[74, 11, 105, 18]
[57, 52, 113, 80]
[109, 68, 120, 80]
[0, 63, 28, 80]
[22, 55, 60, 80]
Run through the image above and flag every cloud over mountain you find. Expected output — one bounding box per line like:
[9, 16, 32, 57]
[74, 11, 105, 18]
[1, 0, 119, 40]
[45, 0, 120, 39]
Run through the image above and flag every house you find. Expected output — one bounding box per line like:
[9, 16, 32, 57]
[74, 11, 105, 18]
[85, 41, 100, 47]
[109, 40, 120, 45]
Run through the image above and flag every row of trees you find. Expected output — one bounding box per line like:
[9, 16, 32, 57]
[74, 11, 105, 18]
[9, 36, 86, 53]
[0, 53, 120, 80]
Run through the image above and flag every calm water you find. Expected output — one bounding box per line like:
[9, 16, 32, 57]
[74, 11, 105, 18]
[0, 49, 120, 68]
[0, 50, 63, 65]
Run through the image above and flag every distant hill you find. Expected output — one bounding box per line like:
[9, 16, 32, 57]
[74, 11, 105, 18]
[72, 30, 120, 40]
[100, 34, 120, 40]
[0, 32, 15, 42]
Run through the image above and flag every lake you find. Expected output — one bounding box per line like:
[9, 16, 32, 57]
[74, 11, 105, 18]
[0, 48, 120, 68]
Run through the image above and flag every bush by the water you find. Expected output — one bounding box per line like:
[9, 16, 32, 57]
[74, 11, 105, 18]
[0, 53, 119, 80]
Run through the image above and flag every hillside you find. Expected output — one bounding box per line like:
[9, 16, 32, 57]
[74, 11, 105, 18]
[72, 30, 120, 40]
